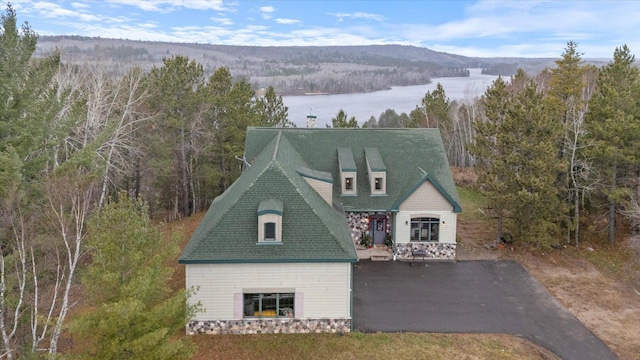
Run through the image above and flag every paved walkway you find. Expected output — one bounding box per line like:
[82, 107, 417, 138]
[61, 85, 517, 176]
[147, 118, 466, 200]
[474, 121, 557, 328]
[353, 260, 617, 360]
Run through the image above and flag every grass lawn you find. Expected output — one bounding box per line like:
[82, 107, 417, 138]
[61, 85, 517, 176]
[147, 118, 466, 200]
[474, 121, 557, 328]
[189, 332, 558, 360]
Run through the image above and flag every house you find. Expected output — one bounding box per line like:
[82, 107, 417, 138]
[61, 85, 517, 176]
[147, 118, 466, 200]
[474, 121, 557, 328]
[179, 127, 461, 335]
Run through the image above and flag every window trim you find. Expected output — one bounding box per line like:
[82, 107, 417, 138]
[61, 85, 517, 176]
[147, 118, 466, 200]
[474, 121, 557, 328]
[410, 217, 440, 242]
[243, 292, 295, 318]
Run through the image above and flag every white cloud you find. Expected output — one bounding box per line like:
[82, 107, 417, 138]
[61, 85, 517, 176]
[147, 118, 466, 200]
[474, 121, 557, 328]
[105, 0, 230, 12]
[259, 5, 275, 19]
[211, 17, 233, 26]
[259, 6, 275, 13]
[331, 12, 385, 22]
[32, 2, 101, 22]
[275, 18, 300, 25]
[70, 2, 90, 9]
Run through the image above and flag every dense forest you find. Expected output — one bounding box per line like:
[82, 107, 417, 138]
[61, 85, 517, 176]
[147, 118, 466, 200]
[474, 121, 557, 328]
[35, 35, 567, 95]
[2, 4, 640, 358]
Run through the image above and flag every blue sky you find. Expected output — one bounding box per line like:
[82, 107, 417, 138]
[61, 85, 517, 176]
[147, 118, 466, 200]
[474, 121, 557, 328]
[7, 0, 640, 58]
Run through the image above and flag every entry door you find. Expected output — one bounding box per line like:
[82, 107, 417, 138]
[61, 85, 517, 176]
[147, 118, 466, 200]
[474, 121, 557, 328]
[371, 217, 386, 245]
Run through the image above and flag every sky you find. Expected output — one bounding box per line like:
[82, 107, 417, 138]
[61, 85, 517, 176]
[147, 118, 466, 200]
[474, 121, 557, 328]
[6, 0, 640, 59]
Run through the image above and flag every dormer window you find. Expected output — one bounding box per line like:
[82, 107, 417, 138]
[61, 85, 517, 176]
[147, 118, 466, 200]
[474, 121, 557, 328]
[374, 177, 383, 191]
[345, 177, 354, 190]
[365, 148, 386, 195]
[338, 148, 357, 195]
[264, 222, 276, 241]
[257, 199, 283, 243]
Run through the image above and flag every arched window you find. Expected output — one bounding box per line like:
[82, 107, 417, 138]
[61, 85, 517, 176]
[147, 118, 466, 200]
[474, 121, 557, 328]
[410, 217, 439, 242]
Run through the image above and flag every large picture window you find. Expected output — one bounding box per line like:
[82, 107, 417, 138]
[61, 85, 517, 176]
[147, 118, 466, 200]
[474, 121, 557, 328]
[410, 217, 439, 242]
[243, 293, 294, 318]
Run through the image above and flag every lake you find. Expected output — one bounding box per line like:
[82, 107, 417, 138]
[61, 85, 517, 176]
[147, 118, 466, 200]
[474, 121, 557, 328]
[282, 69, 501, 128]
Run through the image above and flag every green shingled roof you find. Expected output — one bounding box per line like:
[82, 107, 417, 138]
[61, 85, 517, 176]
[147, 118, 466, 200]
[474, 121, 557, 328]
[296, 167, 332, 183]
[257, 199, 283, 216]
[337, 147, 357, 171]
[364, 147, 386, 172]
[245, 128, 461, 213]
[179, 132, 357, 264]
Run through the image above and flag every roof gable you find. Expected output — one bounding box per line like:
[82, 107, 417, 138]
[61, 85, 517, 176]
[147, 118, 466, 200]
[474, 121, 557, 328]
[179, 133, 357, 264]
[245, 128, 461, 213]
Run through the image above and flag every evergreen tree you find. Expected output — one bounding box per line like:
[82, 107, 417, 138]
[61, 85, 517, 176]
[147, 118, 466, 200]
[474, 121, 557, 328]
[377, 108, 409, 128]
[256, 86, 293, 127]
[471, 76, 513, 242]
[69, 197, 197, 360]
[146, 55, 205, 217]
[0, 3, 61, 178]
[585, 45, 640, 243]
[506, 71, 567, 246]
[328, 109, 358, 128]
[203, 67, 260, 193]
[472, 71, 566, 247]
[545, 41, 591, 245]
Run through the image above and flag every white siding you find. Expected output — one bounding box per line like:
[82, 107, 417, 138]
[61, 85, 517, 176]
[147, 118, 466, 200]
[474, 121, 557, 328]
[303, 177, 332, 204]
[399, 181, 453, 212]
[186, 262, 352, 321]
[396, 181, 457, 244]
[395, 211, 457, 244]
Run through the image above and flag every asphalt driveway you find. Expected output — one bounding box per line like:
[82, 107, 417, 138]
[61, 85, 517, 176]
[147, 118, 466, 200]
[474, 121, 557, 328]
[353, 260, 617, 360]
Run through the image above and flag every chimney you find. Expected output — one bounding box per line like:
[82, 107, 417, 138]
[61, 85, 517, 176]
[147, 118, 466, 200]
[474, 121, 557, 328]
[306, 109, 317, 128]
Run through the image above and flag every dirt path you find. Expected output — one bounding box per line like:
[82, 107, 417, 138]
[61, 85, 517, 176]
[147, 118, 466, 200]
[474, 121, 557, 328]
[456, 213, 640, 359]
[514, 251, 640, 360]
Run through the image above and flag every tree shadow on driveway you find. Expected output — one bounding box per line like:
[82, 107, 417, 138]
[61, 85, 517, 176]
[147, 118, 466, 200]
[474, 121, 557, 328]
[353, 260, 617, 360]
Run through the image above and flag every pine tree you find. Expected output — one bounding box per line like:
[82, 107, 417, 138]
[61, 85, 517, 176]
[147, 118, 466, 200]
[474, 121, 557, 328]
[203, 67, 260, 193]
[506, 72, 566, 246]
[329, 109, 358, 128]
[585, 45, 640, 243]
[0, 3, 61, 177]
[69, 197, 198, 360]
[472, 71, 566, 247]
[256, 86, 293, 127]
[471, 76, 513, 243]
[146, 55, 205, 217]
[545, 41, 591, 245]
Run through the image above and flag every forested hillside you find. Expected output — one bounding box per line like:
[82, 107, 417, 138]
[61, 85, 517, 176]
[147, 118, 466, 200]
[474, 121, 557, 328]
[35, 35, 562, 95]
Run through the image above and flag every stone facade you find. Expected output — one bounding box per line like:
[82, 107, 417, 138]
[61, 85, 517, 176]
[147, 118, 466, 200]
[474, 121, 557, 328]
[345, 212, 392, 246]
[187, 318, 351, 335]
[396, 242, 456, 260]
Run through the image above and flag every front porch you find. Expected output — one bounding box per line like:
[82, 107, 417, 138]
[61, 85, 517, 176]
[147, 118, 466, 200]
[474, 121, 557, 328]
[355, 244, 393, 261]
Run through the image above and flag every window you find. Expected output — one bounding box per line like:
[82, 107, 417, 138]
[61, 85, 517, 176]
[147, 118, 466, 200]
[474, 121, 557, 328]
[243, 293, 294, 318]
[374, 177, 383, 190]
[345, 177, 353, 190]
[264, 222, 276, 241]
[410, 217, 439, 242]
[257, 199, 282, 243]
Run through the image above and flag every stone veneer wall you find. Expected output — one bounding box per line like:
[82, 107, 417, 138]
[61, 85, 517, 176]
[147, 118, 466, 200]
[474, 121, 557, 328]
[345, 212, 392, 245]
[187, 318, 351, 335]
[396, 243, 456, 260]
